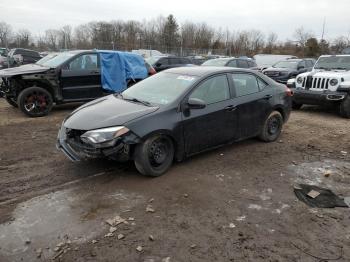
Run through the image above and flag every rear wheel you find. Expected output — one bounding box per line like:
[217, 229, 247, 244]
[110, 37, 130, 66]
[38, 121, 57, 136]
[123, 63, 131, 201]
[17, 87, 53, 117]
[339, 96, 350, 118]
[259, 111, 283, 142]
[134, 135, 174, 177]
[5, 96, 18, 107]
[292, 101, 303, 110]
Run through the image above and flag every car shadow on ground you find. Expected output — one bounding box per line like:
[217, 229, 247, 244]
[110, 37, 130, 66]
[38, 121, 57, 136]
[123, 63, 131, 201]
[298, 105, 342, 118]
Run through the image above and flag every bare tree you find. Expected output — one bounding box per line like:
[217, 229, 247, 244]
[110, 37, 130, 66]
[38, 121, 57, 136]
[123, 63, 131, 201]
[294, 27, 314, 47]
[0, 21, 12, 48]
[14, 29, 31, 48]
[265, 32, 278, 53]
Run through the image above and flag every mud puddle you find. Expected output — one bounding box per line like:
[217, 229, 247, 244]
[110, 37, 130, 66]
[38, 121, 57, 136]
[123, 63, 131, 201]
[0, 185, 144, 261]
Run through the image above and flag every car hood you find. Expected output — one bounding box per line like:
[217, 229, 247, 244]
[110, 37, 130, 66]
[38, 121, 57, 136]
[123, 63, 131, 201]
[64, 95, 159, 130]
[0, 64, 50, 77]
[298, 70, 350, 79]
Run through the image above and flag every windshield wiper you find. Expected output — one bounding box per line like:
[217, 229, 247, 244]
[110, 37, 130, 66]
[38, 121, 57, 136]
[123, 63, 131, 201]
[333, 67, 347, 70]
[123, 96, 153, 106]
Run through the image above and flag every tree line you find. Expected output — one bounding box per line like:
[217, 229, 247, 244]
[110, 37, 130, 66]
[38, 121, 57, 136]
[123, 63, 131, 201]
[0, 15, 349, 57]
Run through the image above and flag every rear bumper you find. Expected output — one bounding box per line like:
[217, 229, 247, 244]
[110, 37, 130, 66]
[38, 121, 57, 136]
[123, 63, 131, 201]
[292, 88, 348, 105]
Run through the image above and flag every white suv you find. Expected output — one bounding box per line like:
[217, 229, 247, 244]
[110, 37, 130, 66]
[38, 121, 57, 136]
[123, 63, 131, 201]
[291, 55, 350, 118]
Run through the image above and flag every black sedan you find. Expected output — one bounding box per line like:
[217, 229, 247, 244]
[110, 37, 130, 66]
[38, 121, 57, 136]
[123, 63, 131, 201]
[263, 58, 315, 84]
[57, 67, 292, 176]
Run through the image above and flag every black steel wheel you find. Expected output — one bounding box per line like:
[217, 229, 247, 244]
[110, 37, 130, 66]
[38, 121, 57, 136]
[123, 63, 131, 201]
[17, 87, 53, 117]
[134, 135, 174, 177]
[259, 111, 283, 142]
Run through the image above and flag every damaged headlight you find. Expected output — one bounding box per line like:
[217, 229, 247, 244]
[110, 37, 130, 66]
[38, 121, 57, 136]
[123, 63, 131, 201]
[81, 126, 129, 145]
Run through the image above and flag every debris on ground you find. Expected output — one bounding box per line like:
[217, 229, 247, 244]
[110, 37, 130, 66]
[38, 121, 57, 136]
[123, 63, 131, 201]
[190, 244, 197, 249]
[149, 198, 154, 203]
[183, 194, 189, 198]
[35, 248, 42, 258]
[91, 240, 98, 244]
[117, 234, 125, 240]
[307, 190, 320, 199]
[25, 239, 31, 245]
[104, 233, 114, 238]
[106, 215, 127, 226]
[109, 227, 117, 233]
[149, 235, 154, 241]
[146, 205, 155, 213]
[324, 171, 331, 177]
[128, 217, 135, 221]
[294, 184, 348, 208]
[136, 246, 143, 252]
[229, 223, 236, 228]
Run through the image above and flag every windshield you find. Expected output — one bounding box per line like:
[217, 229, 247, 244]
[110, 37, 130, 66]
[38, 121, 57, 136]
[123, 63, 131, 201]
[39, 52, 75, 68]
[314, 56, 350, 70]
[36, 53, 58, 65]
[201, 59, 229, 66]
[122, 72, 198, 105]
[273, 60, 298, 69]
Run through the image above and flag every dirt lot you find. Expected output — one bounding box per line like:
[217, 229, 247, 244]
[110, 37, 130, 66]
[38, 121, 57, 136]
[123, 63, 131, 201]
[0, 99, 349, 262]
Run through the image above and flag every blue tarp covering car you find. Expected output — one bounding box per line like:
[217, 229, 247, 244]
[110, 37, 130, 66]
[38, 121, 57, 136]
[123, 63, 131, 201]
[97, 50, 148, 93]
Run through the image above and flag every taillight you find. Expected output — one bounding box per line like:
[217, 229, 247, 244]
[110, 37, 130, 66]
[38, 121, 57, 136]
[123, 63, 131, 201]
[149, 67, 157, 75]
[286, 87, 293, 97]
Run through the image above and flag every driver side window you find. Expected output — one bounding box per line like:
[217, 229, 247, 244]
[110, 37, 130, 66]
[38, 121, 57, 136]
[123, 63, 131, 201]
[68, 54, 98, 70]
[190, 75, 230, 105]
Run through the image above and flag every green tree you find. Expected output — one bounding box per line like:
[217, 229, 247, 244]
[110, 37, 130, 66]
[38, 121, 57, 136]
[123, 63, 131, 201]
[305, 38, 320, 57]
[163, 14, 179, 53]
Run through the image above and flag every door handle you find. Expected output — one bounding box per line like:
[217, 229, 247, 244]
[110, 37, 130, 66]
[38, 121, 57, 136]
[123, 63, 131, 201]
[263, 94, 273, 99]
[225, 105, 237, 112]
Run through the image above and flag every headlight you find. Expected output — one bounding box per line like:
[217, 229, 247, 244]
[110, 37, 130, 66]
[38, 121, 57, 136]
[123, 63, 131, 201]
[81, 126, 129, 145]
[330, 79, 338, 86]
[297, 77, 303, 84]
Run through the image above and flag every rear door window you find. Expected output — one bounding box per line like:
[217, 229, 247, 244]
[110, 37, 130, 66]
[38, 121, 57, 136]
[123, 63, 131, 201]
[227, 60, 238, 67]
[231, 73, 260, 97]
[237, 60, 249, 68]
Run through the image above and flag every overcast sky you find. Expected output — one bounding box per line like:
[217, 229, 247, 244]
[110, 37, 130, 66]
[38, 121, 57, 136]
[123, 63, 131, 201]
[1, 0, 349, 41]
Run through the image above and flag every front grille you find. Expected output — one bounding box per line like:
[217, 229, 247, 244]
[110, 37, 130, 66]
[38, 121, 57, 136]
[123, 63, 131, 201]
[65, 128, 101, 158]
[302, 76, 329, 90]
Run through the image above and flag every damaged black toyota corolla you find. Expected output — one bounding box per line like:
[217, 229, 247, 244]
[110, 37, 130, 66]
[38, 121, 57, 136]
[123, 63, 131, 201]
[57, 67, 292, 176]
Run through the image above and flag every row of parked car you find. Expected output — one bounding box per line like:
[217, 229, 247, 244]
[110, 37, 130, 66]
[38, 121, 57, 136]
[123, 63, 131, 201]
[0, 48, 42, 69]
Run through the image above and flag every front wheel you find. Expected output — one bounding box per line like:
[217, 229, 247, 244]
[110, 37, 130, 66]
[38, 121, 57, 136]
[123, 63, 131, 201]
[134, 135, 174, 177]
[339, 96, 350, 118]
[17, 87, 53, 117]
[259, 111, 284, 142]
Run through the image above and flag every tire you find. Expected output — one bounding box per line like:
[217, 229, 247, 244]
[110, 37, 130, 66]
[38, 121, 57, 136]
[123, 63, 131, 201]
[134, 135, 174, 177]
[292, 101, 303, 110]
[5, 96, 18, 107]
[339, 96, 350, 118]
[259, 111, 284, 142]
[17, 87, 53, 117]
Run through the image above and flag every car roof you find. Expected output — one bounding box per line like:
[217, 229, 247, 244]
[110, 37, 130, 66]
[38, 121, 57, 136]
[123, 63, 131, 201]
[164, 66, 254, 77]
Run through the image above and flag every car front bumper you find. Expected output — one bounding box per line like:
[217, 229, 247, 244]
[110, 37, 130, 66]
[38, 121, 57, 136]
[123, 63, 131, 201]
[56, 125, 130, 162]
[291, 88, 348, 105]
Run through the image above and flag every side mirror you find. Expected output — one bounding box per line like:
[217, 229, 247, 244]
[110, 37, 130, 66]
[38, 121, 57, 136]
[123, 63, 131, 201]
[187, 98, 206, 109]
[155, 62, 162, 67]
[297, 66, 305, 71]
